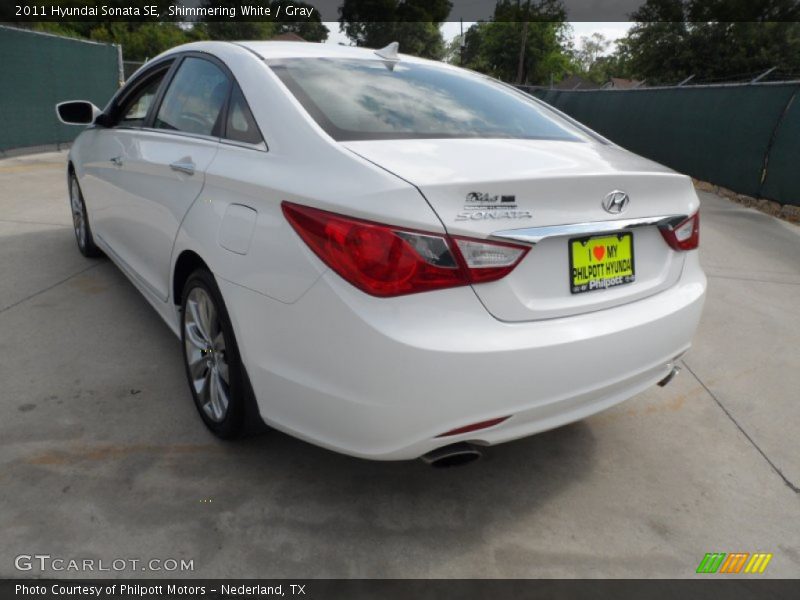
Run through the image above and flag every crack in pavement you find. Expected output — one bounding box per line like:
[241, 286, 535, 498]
[683, 360, 799, 494]
[0, 262, 103, 316]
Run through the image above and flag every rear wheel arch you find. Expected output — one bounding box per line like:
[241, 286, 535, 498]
[173, 250, 210, 305]
[175, 257, 266, 438]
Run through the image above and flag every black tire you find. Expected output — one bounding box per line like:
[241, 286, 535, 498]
[180, 268, 258, 439]
[68, 172, 102, 258]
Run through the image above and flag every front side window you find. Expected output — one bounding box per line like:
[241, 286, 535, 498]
[117, 69, 168, 127]
[155, 57, 230, 137]
[268, 58, 587, 142]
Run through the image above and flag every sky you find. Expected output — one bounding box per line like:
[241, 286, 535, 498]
[322, 22, 633, 54]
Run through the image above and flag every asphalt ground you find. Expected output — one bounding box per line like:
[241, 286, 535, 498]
[1, 151, 798, 578]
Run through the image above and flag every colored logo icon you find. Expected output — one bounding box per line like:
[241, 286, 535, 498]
[696, 552, 773, 574]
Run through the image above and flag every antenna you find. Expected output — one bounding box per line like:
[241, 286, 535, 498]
[374, 41, 400, 61]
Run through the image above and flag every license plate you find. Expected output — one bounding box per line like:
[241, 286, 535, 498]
[569, 233, 635, 294]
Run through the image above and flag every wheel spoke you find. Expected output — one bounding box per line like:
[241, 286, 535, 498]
[187, 299, 211, 344]
[199, 294, 216, 341]
[207, 369, 222, 420]
[195, 367, 211, 399]
[213, 330, 225, 351]
[212, 371, 229, 419]
[185, 322, 208, 351]
[186, 348, 208, 381]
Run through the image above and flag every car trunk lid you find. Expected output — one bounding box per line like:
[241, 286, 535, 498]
[343, 138, 699, 321]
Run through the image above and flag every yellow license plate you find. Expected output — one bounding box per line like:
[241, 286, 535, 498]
[569, 233, 635, 294]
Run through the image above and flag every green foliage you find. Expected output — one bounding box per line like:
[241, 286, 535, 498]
[339, 0, 451, 59]
[568, 32, 632, 84]
[443, 33, 464, 65]
[573, 33, 609, 73]
[199, 0, 276, 41]
[269, 1, 329, 42]
[24, 20, 194, 62]
[618, 0, 800, 84]
[459, 1, 571, 84]
[90, 23, 197, 61]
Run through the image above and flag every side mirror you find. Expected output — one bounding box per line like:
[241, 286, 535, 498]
[55, 101, 104, 126]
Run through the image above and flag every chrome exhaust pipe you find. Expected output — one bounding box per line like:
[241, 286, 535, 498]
[421, 442, 482, 468]
[658, 365, 681, 387]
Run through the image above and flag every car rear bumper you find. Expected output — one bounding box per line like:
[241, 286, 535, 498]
[219, 253, 706, 460]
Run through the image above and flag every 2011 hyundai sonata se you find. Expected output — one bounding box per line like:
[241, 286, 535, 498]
[56, 41, 706, 462]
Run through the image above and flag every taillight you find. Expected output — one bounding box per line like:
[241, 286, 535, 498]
[452, 237, 529, 283]
[282, 202, 529, 297]
[660, 212, 700, 251]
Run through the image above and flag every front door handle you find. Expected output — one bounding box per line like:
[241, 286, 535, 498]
[170, 160, 195, 176]
[110, 156, 123, 167]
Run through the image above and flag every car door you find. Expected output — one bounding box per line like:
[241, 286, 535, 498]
[110, 55, 230, 302]
[79, 60, 174, 258]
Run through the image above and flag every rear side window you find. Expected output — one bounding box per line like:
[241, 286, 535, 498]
[268, 58, 585, 142]
[224, 84, 264, 146]
[155, 57, 230, 137]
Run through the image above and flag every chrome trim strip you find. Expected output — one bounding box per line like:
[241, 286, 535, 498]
[491, 215, 688, 245]
[220, 138, 268, 153]
[111, 126, 268, 153]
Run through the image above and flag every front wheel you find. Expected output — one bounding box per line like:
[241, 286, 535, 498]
[181, 269, 250, 439]
[68, 173, 102, 258]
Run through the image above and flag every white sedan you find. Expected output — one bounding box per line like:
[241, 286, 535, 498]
[57, 41, 705, 466]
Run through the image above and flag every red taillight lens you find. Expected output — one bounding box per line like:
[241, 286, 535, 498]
[282, 202, 528, 297]
[437, 416, 510, 438]
[660, 212, 700, 251]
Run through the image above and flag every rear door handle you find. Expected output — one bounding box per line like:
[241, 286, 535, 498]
[110, 156, 123, 167]
[169, 160, 195, 176]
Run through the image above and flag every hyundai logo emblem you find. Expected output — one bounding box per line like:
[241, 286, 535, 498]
[602, 190, 630, 214]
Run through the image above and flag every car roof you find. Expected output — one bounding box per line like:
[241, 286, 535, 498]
[239, 41, 394, 60]
[163, 40, 430, 64]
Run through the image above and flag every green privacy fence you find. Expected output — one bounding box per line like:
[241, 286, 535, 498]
[531, 83, 800, 207]
[0, 26, 120, 155]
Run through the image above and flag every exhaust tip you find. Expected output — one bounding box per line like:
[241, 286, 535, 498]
[658, 365, 681, 387]
[421, 442, 483, 468]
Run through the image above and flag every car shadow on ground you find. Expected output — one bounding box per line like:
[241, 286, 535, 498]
[2, 226, 598, 576]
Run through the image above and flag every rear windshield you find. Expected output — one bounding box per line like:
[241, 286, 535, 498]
[267, 58, 585, 142]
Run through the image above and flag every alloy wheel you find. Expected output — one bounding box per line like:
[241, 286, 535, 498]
[69, 177, 86, 250]
[183, 286, 230, 423]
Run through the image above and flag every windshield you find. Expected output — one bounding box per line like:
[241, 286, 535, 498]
[268, 58, 586, 142]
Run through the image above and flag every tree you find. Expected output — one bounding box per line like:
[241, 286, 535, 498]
[458, 1, 571, 84]
[19, 1, 191, 61]
[574, 33, 610, 73]
[339, 0, 452, 59]
[200, 1, 276, 41]
[568, 32, 634, 84]
[443, 33, 464, 65]
[89, 22, 196, 61]
[269, 1, 329, 42]
[613, 0, 800, 85]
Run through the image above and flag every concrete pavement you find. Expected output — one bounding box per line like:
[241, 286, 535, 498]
[0, 151, 798, 578]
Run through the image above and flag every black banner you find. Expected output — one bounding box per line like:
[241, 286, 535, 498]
[2, 0, 800, 23]
[4, 580, 800, 600]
